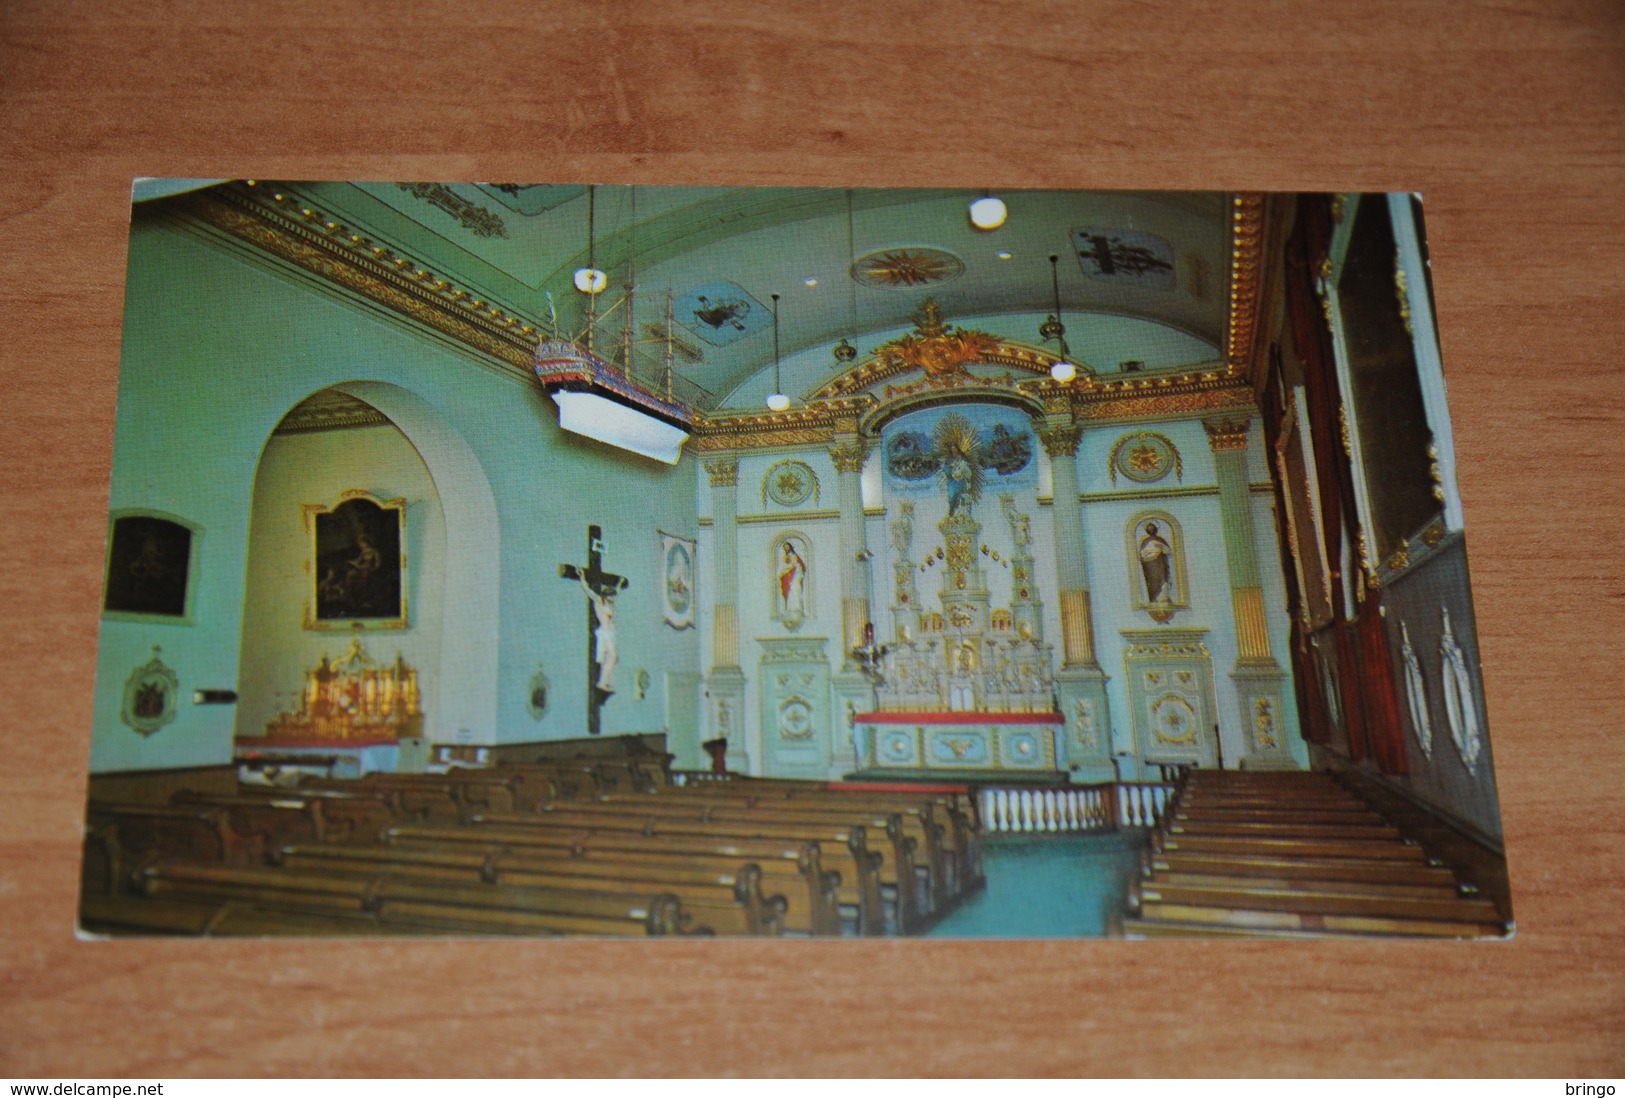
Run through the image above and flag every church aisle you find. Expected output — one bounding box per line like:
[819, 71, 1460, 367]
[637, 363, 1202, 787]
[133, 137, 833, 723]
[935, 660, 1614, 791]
[926, 832, 1144, 938]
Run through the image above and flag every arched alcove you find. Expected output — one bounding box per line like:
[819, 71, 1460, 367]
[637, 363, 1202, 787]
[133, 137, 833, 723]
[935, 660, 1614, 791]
[234, 382, 500, 759]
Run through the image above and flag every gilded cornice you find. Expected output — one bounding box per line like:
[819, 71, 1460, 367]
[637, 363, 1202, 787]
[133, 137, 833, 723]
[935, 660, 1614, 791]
[1072, 381, 1255, 423]
[179, 182, 539, 375]
[274, 391, 391, 435]
[692, 397, 870, 453]
[1225, 192, 1268, 377]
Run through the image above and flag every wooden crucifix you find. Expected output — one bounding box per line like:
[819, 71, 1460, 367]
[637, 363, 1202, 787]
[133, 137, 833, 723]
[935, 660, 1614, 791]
[558, 524, 629, 737]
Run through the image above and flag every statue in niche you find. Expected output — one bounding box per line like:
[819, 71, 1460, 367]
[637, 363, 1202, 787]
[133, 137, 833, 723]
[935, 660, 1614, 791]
[1137, 520, 1176, 605]
[776, 537, 808, 629]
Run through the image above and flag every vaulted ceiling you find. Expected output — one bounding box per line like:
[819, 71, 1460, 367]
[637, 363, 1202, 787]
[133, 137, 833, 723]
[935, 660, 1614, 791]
[266, 182, 1240, 411]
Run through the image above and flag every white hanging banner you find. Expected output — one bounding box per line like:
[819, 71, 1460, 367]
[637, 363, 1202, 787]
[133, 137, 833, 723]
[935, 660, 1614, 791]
[659, 531, 696, 630]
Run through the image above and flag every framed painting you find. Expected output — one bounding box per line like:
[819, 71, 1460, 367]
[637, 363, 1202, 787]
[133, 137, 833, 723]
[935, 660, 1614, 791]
[101, 512, 198, 623]
[303, 490, 407, 630]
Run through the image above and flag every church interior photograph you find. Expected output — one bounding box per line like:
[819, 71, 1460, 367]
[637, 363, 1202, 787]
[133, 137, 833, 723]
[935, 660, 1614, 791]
[79, 180, 1511, 940]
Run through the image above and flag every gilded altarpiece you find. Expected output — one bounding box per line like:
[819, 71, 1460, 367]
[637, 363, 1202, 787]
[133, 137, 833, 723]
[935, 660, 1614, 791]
[1123, 629, 1220, 769]
[758, 636, 832, 779]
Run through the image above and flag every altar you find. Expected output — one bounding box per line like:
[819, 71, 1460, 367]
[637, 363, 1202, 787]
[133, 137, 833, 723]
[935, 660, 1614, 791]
[851, 446, 1069, 782]
[852, 710, 1065, 781]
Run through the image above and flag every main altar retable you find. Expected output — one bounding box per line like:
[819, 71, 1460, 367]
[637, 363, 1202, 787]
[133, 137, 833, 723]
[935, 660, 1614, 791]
[852, 493, 1065, 781]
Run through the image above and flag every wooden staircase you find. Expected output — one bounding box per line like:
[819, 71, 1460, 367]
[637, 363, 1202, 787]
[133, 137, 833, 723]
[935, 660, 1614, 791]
[1122, 770, 1510, 939]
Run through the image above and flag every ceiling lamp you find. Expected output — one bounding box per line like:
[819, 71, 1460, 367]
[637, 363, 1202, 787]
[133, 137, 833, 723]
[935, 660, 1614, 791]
[1042, 253, 1077, 382]
[572, 184, 606, 294]
[968, 193, 1008, 231]
[833, 189, 859, 363]
[766, 292, 791, 411]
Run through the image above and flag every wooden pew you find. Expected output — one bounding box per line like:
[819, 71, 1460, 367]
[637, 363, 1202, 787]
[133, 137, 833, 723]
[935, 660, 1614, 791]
[647, 781, 983, 892]
[1127, 878, 1506, 938]
[383, 823, 845, 936]
[84, 802, 265, 895]
[169, 791, 327, 847]
[80, 894, 428, 937]
[138, 862, 709, 936]
[481, 807, 899, 935]
[317, 772, 520, 822]
[274, 843, 784, 936]
[587, 792, 948, 919]
[1143, 850, 1466, 890]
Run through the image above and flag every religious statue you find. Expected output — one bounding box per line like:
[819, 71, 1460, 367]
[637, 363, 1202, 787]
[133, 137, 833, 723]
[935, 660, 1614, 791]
[559, 525, 630, 731]
[576, 572, 620, 694]
[933, 413, 985, 516]
[890, 500, 915, 555]
[776, 538, 807, 628]
[1138, 521, 1175, 604]
[851, 621, 891, 685]
[1001, 494, 1031, 548]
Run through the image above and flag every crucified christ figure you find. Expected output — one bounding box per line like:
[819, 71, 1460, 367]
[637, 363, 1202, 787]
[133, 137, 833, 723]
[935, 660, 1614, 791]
[577, 573, 619, 694]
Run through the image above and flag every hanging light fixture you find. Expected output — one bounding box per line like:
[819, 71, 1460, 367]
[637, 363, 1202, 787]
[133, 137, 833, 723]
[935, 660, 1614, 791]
[1042, 253, 1077, 382]
[968, 192, 1008, 231]
[766, 292, 791, 411]
[833, 188, 858, 363]
[573, 184, 607, 294]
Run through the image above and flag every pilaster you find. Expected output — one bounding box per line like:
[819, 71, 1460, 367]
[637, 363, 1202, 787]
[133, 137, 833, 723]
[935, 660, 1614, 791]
[703, 455, 748, 770]
[1204, 416, 1292, 769]
[829, 435, 874, 667]
[1038, 418, 1112, 779]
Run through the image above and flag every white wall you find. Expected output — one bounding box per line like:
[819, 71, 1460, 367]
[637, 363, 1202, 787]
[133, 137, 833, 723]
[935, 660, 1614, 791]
[89, 214, 700, 774]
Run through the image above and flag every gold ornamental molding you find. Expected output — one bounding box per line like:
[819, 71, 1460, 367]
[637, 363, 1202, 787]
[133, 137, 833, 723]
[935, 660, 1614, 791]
[828, 440, 870, 473]
[1224, 192, 1268, 377]
[1037, 425, 1083, 458]
[1203, 416, 1252, 451]
[703, 458, 739, 487]
[1073, 382, 1254, 423]
[177, 182, 540, 375]
[692, 397, 871, 454]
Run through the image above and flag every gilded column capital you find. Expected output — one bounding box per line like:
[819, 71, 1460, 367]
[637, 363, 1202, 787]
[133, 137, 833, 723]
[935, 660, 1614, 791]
[1038, 425, 1083, 458]
[1203, 416, 1252, 452]
[704, 458, 739, 487]
[828, 440, 869, 473]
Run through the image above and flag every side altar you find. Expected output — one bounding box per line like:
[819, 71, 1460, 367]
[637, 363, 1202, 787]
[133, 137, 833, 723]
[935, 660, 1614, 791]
[236, 637, 423, 776]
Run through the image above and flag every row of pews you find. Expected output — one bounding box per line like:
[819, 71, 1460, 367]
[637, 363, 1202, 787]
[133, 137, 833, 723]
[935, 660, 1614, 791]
[1122, 769, 1512, 939]
[81, 752, 985, 938]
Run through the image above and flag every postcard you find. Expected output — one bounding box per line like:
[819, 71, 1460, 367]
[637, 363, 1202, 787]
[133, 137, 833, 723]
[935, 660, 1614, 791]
[80, 181, 1510, 939]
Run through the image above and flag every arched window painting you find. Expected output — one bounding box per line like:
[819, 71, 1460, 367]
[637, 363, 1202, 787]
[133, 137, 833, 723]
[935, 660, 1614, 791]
[305, 491, 407, 629]
[103, 514, 197, 621]
[1126, 511, 1189, 623]
[771, 533, 811, 631]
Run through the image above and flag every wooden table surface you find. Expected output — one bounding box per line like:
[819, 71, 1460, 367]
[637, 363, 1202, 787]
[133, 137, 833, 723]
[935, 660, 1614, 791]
[2, 0, 1621, 1078]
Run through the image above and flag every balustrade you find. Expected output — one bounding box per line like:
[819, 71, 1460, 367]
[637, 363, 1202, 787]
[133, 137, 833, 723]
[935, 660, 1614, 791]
[977, 782, 1174, 834]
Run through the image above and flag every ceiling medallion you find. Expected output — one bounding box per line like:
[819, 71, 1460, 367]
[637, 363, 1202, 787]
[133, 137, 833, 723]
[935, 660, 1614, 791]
[850, 246, 965, 289]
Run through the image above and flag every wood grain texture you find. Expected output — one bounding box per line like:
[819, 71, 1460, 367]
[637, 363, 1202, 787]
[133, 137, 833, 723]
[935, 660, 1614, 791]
[1, 0, 1621, 1078]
